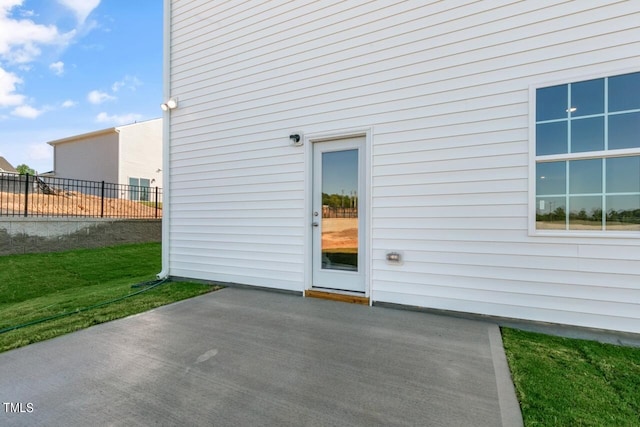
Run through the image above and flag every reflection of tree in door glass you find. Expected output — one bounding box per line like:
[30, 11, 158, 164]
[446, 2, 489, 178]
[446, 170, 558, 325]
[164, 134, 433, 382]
[322, 149, 358, 271]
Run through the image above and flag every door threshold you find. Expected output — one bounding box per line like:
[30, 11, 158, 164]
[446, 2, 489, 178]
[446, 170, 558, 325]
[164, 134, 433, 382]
[305, 289, 370, 305]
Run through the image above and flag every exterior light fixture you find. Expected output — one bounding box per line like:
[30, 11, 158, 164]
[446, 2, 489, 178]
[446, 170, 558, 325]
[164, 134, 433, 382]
[160, 98, 178, 111]
[385, 251, 403, 265]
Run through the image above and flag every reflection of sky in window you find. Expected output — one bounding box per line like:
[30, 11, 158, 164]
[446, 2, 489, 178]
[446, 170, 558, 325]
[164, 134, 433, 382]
[607, 157, 640, 193]
[322, 149, 358, 195]
[609, 112, 640, 150]
[609, 72, 640, 112]
[571, 78, 604, 117]
[537, 122, 567, 155]
[537, 162, 565, 195]
[536, 84, 567, 121]
[571, 117, 604, 152]
[569, 159, 602, 194]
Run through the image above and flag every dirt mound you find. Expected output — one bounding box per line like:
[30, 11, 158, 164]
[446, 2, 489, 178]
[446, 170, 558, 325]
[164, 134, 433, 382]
[322, 218, 358, 250]
[0, 190, 161, 218]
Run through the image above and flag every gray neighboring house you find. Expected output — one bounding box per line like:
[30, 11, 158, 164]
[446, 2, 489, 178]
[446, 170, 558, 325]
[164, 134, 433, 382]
[0, 156, 17, 174]
[0, 157, 20, 194]
[47, 119, 163, 200]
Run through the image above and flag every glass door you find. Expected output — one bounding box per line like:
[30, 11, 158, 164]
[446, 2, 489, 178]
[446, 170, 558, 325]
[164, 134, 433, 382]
[312, 137, 365, 293]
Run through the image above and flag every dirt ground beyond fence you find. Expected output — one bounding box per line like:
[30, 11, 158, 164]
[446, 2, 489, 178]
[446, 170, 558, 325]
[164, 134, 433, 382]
[0, 191, 161, 218]
[322, 218, 358, 250]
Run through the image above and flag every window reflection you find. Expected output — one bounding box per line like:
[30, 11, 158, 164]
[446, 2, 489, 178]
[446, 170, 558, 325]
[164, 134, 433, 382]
[569, 196, 602, 230]
[571, 117, 604, 153]
[609, 112, 640, 150]
[537, 162, 566, 195]
[321, 149, 358, 272]
[569, 159, 602, 194]
[609, 72, 640, 112]
[571, 78, 604, 117]
[536, 84, 567, 121]
[536, 122, 567, 155]
[606, 157, 640, 193]
[536, 197, 566, 229]
[535, 71, 640, 232]
[606, 195, 640, 230]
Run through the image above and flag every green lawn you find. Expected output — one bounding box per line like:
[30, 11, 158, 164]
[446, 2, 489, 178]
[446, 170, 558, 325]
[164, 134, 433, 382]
[0, 242, 218, 353]
[502, 327, 640, 427]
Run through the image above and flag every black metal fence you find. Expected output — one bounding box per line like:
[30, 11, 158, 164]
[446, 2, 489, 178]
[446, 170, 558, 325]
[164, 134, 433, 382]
[0, 173, 162, 219]
[322, 206, 358, 218]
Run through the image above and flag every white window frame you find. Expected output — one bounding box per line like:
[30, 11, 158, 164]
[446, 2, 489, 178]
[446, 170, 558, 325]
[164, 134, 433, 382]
[529, 67, 640, 237]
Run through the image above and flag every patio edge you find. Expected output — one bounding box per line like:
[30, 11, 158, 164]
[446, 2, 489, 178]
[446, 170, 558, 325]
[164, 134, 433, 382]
[488, 325, 524, 427]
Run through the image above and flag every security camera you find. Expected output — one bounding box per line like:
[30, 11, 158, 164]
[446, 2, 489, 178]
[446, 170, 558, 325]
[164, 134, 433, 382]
[289, 132, 303, 146]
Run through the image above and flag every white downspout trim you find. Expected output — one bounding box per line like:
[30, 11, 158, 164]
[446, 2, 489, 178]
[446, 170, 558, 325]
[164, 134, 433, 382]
[157, 0, 171, 279]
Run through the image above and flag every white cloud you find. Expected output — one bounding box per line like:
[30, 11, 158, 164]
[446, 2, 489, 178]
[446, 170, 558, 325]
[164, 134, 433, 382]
[61, 99, 76, 108]
[87, 89, 115, 104]
[27, 143, 52, 162]
[112, 75, 141, 92]
[19, 9, 34, 18]
[11, 104, 43, 119]
[49, 60, 64, 76]
[56, 0, 100, 24]
[0, 1, 78, 113]
[96, 112, 142, 125]
[0, 67, 24, 107]
[0, 3, 74, 65]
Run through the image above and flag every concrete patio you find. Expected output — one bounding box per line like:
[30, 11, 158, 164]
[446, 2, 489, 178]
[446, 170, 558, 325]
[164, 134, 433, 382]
[0, 287, 522, 426]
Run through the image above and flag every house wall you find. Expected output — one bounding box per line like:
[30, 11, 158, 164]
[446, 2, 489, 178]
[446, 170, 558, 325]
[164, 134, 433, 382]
[167, 0, 640, 333]
[118, 118, 163, 189]
[53, 131, 119, 183]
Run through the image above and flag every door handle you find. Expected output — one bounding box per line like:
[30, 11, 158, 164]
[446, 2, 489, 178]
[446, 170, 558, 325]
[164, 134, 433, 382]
[312, 222, 319, 227]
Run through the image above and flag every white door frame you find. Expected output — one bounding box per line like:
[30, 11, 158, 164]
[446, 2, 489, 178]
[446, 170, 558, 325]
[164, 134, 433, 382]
[303, 128, 372, 299]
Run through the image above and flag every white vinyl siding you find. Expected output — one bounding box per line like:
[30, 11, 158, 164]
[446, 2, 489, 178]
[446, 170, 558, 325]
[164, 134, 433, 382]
[168, 0, 640, 332]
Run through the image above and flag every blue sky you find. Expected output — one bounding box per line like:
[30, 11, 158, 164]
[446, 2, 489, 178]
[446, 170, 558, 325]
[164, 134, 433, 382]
[323, 149, 358, 196]
[0, 0, 162, 173]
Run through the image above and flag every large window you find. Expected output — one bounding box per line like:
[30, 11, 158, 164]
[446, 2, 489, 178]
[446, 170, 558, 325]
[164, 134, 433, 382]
[535, 71, 640, 231]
